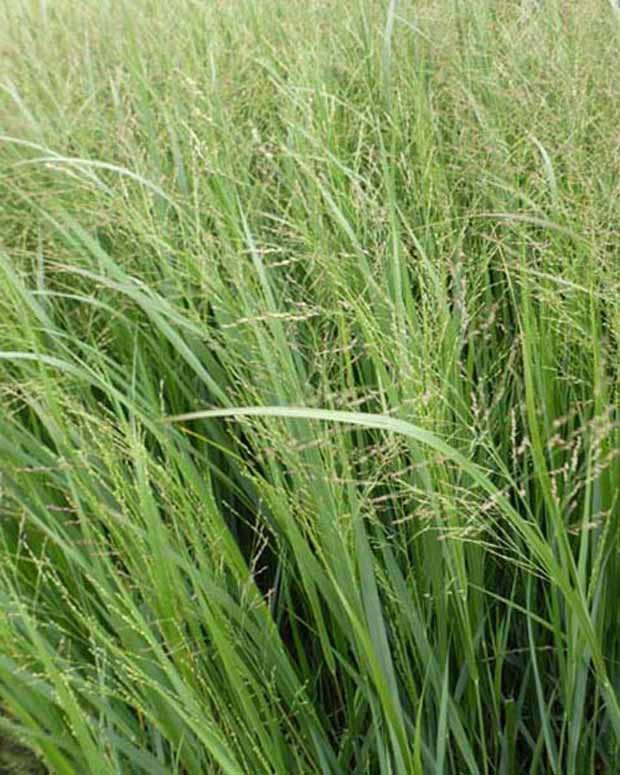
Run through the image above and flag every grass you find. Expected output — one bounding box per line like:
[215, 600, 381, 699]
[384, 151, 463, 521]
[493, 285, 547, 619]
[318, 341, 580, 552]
[1, 0, 620, 772]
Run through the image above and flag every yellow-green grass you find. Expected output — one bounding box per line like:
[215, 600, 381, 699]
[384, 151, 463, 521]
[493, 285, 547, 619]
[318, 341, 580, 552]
[1, 1, 620, 772]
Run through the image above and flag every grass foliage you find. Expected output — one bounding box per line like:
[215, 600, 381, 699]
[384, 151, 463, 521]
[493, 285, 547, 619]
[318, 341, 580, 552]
[2, 1, 620, 772]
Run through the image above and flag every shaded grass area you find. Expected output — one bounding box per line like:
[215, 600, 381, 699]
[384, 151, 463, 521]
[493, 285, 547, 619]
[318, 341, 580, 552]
[1, 735, 47, 775]
[1, 0, 620, 772]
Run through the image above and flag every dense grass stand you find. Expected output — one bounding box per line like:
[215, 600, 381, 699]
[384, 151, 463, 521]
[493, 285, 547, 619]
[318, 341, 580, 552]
[1, 1, 619, 773]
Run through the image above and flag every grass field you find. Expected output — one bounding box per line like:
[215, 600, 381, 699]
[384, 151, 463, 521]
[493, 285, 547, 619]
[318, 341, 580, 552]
[2, 1, 620, 772]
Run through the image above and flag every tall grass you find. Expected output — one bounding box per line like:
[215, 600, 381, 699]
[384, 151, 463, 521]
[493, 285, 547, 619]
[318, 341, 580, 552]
[1, 0, 620, 772]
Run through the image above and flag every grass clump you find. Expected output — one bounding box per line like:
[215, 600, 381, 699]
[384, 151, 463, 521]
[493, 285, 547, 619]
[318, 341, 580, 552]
[1, 0, 620, 772]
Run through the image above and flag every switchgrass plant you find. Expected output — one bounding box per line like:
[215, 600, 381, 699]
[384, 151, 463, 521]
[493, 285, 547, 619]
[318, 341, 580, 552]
[1, 0, 620, 772]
